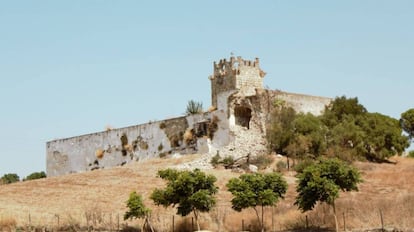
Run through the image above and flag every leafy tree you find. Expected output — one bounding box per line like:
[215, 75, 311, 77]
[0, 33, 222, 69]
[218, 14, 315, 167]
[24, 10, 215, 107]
[186, 100, 203, 115]
[227, 173, 287, 232]
[401, 108, 414, 140]
[267, 106, 297, 169]
[362, 113, 409, 160]
[150, 168, 218, 231]
[295, 158, 362, 232]
[322, 96, 367, 127]
[1, 173, 20, 184]
[124, 191, 154, 232]
[24, 171, 46, 181]
[291, 113, 327, 158]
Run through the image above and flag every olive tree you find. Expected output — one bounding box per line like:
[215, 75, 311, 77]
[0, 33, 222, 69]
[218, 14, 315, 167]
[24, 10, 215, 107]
[227, 173, 287, 232]
[150, 169, 218, 231]
[295, 158, 362, 232]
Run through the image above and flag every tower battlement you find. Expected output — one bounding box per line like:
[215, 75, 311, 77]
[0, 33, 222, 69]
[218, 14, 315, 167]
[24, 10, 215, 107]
[209, 56, 266, 109]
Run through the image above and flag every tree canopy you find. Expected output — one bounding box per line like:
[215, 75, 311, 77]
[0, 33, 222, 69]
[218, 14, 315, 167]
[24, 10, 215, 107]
[227, 172, 287, 232]
[295, 158, 362, 232]
[150, 168, 218, 231]
[267, 96, 410, 163]
[401, 108, 414, 140]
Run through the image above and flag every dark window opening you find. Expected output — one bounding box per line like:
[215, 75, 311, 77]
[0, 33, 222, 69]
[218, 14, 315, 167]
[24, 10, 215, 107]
[235, 106, 252, 129]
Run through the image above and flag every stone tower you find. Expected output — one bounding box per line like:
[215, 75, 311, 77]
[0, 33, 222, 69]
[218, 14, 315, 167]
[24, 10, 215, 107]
[209, 56, 266, 109]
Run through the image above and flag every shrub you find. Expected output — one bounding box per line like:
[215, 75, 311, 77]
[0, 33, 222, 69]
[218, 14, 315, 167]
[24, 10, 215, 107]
[24, 171, 46, 181]
[276, 160, 287, 172]
[408, 150, 414, 158]
[186, 100, 203, 115]
[222, 156, 235, 168]
[250, 154, 273, 170]
[210, 153, 221, 168]
[1, 173, 19, 184]
[294, 158, 315, 173]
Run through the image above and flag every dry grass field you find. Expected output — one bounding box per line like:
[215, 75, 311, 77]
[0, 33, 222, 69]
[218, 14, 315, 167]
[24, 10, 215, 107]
[0, 155, 413, 231]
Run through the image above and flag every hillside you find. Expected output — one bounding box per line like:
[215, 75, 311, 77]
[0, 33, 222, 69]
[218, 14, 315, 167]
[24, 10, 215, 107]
[0, 155, 413, 231]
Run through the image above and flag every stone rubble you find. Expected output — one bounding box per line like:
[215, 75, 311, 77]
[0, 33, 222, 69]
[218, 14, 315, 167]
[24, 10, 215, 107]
[174, 125, 268, 170]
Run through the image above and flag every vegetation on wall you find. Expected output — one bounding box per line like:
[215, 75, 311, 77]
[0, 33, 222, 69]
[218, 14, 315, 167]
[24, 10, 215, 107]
[185, 100, 203, 115]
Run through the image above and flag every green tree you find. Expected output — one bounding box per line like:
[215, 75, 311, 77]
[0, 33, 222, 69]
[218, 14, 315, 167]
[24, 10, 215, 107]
[401, 108, 414, 140]
[227, 173, 287, 232]
[322, 96, 367, 127]
[150, 169, 218, 231]
[1, 173, 20, 184]
[358, 113, 409, 161]
[267, 106, 297, 169]
[186, 100, 203, 115]
[124, 191, 153, 232]
[24, 171, 46, 181]
[295, 158, 362, 232]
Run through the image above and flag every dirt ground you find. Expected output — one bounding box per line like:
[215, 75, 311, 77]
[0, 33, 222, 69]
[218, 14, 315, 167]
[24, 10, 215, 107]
[0, 155, 413, 231]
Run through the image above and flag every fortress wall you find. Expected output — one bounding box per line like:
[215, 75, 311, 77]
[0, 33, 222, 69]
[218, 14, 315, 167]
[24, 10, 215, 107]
[46, 114, 216, 177]
[267, 90, 332, 116]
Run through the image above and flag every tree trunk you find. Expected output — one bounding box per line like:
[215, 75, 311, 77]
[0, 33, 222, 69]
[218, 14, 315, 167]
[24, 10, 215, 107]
[193, 210, 200, 231]
[253, 207, 263, 232]
[261, 205, 265, 232]
[332, 202, 339, 232]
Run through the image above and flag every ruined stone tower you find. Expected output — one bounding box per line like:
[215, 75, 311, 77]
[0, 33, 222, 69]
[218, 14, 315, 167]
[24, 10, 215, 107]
[209, 56, 266, 110]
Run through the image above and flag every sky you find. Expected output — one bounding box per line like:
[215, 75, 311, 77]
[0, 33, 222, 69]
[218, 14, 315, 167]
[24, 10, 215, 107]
[0, 1, 413, 178]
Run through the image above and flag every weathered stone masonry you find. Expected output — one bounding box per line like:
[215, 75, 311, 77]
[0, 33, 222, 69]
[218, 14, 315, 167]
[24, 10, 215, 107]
[47, 56, 331, 177]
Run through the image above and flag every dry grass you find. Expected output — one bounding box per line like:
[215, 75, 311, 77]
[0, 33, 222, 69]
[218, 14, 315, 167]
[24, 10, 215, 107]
[1, 155, 413, 231]
[0, 216, 17, 232]
[95, 149, 104, 159]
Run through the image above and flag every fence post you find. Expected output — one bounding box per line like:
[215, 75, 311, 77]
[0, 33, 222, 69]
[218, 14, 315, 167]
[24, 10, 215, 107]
[306, 215, 309, 229]
[343, 212, 346, 231]
[272, 207, 274, 232]
[172, 215, 175, 232]
[380, 210, 384, 232]
[117, 213, 120, 232]
[242, 219, 245, 231]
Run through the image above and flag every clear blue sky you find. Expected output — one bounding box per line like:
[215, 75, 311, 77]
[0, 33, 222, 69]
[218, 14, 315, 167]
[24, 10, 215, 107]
[1, 1, 413, 178]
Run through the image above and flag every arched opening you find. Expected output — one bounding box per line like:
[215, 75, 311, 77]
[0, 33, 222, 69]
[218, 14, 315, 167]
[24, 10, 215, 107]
[234, 106, 252, 129]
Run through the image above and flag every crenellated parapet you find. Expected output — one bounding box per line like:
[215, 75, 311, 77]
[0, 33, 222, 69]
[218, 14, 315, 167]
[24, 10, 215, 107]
[210, 56, 266, 80]
[210, 56, 266, 109]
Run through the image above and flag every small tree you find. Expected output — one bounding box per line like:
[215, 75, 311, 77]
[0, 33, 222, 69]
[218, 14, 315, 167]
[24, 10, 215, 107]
[295, 158, 362, 232]
[1, 173, 20, 184]
[227, 173, 288, 232]
[150, 169, 218, 231]
[24, 171, 46, 181]
[186, 100, 203, 115]
[124, 191, 154, 232]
